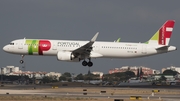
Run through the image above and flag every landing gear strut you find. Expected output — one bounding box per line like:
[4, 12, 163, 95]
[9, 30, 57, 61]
[82, 58, 93, 67]
[20, 55, 25, 64]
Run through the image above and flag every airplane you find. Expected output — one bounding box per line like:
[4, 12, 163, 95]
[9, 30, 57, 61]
[3, 20, 177, 67]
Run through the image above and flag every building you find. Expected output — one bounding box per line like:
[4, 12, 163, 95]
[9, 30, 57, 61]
[46, 72, 61, 80]
[1, 66, 20, 74]
[1, 66, 61, 81]
[152, 75, 175, 81]
[162, 66, 180, 73]
[91, 71, 103, 78]
[109, 66, 158, 76]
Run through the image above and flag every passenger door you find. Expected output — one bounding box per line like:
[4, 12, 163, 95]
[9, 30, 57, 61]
[52, 42, 57, 50]
[142, 44, 147, 54]
[18, 40, 23, 49]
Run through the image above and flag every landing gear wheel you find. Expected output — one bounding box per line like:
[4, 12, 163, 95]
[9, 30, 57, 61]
[88, 61, 93, 67]
[20, 60, 24, 64]
[82, 61, 88, 66]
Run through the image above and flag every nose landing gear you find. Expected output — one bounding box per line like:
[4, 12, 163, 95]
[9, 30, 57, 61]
[20, 60, 24, 64]
[20, 55, 25, 64]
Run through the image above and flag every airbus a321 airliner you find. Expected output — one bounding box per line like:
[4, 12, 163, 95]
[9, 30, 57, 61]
[3, 20, 177, 67]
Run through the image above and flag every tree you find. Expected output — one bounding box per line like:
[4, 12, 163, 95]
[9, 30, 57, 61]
[137, 68, 140, 77]
[42, 76, 53, 83]
[139, 68, 144, 76]
[67, 78, 72, 82]
[84, 73, 94, 80]
[75, 73, 84, 80]
[107, 71, 135, 81]
[124, 71, 135, 77]
[159, 75, 167, 81]
[63, 72, 71, 77]
[163, 69, 178, 76]
[59, 76, 66, 81]
[113, 72, 125, 77]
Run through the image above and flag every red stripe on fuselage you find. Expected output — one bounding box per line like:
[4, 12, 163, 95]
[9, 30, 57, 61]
[38, 40, 51, 55]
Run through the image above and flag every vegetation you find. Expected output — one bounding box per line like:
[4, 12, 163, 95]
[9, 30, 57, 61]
[0, 75, 31, 84]
[102, 71, 135, 82]
[1, 69, 178, 84]
[159, 75, 167, 81]
[59, 71, 135, 82]
[75, 73, 84, 80]
[41, 76, 58, 83]
[63, 72, 72, 77]
[163, 69, 178, 76]
[59, 72, 72, 82]
[74, 73, 100, 80]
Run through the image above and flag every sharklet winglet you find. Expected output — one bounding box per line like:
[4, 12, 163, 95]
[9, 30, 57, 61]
[91, 32, 99, 42]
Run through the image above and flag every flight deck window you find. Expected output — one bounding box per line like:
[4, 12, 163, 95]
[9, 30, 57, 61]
[9, 43, 14, 45]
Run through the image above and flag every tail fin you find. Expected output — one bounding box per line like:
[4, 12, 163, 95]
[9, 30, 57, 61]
[147, 20, 175, 45]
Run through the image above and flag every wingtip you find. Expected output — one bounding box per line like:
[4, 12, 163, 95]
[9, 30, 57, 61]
[91, 32, 99, 42]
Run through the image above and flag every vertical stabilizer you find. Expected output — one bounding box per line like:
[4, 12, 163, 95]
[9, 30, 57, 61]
[147, 20, 175, 45]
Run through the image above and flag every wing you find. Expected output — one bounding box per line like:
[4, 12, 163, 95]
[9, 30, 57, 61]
[72, 32, 99, 59]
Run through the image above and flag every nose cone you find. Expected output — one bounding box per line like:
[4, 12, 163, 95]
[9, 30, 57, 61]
[3, 45, 9, 52]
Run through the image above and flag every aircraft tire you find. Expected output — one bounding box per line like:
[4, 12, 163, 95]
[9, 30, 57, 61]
[20, 60, 24, 64]
[88, 61, 93, 67]
[82, 61, 88, 66]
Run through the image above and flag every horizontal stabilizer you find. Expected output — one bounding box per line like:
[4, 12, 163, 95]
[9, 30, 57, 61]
[155, 46, 169, 50]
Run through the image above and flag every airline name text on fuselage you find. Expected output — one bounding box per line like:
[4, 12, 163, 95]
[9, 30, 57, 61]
[57, 42, 80, 47]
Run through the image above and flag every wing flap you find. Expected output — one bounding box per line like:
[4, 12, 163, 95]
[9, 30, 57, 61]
[90, 52, 103, 58]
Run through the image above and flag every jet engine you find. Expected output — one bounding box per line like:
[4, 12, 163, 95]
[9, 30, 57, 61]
[57, 51, 80, 62]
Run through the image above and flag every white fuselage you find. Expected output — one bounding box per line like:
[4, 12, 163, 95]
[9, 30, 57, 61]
[3, 39, 177, 59]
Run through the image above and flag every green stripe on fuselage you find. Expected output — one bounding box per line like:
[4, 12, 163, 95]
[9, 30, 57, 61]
[26, 40, 39, 55]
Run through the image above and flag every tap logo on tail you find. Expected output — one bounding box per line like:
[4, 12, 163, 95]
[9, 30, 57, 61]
[158, 20, 175, 45]
[148, 20, 175, 45]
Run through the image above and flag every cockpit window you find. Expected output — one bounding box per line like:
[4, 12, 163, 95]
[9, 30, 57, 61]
[9, 43, 14, 45]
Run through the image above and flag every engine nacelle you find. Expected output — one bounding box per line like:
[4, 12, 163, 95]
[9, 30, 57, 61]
[57, 51, 80, 62]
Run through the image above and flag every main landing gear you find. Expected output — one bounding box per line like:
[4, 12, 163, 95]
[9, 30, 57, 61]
[82, 58, 93, 67]
[20, 55, 25, 64]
